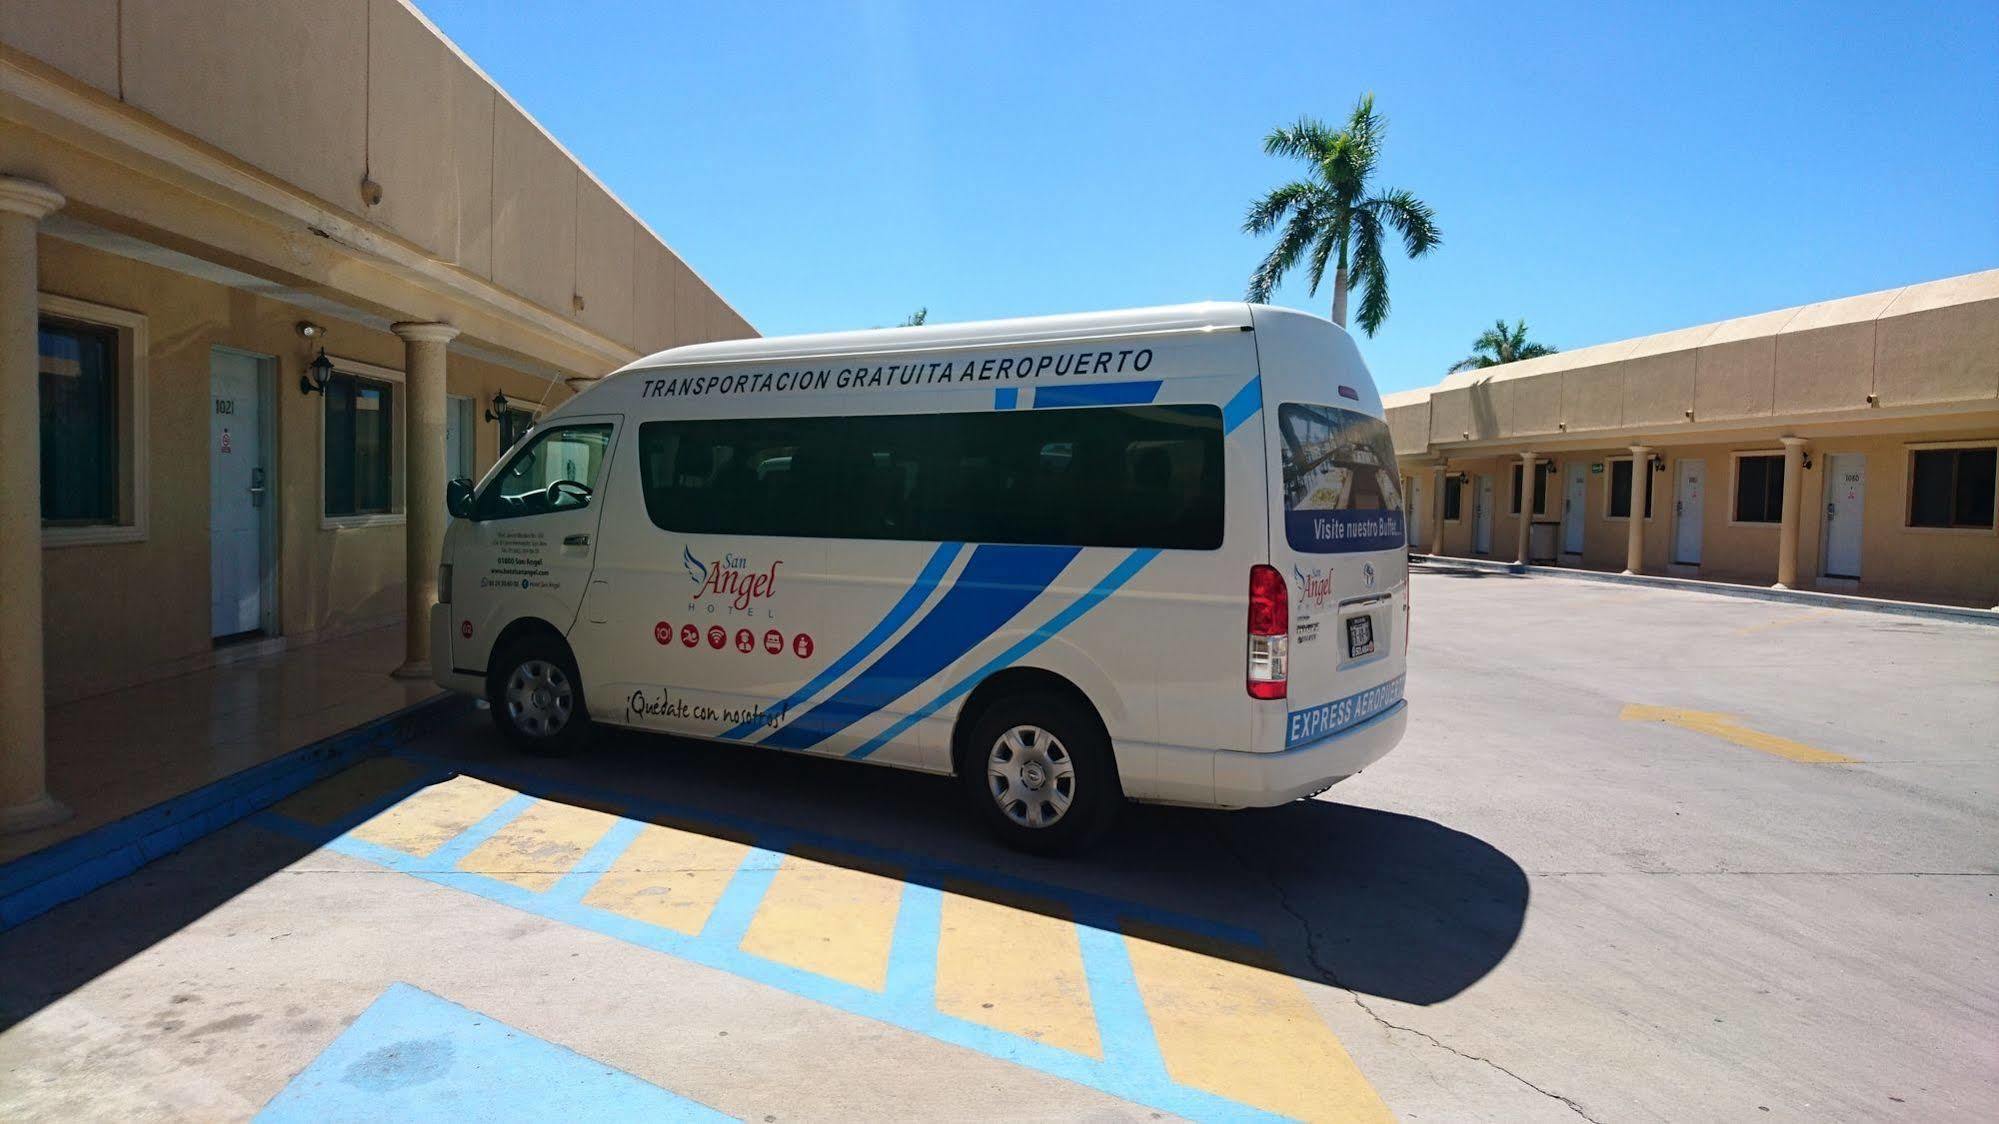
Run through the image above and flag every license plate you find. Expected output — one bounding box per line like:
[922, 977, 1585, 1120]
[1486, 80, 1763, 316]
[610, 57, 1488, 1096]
[1346, 614, 1375, 659]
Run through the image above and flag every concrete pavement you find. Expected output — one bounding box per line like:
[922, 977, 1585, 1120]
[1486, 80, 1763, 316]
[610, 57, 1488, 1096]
[1, 571, 1993, 1121]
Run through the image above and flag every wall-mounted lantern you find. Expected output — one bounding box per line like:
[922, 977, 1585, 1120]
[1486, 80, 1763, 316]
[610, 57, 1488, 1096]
[297, 347, 334, 396]
[484, 390, 511, 424]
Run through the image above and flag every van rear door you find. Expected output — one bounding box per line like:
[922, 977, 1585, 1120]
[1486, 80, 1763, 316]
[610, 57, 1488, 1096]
[1263, 397, 1409, 748]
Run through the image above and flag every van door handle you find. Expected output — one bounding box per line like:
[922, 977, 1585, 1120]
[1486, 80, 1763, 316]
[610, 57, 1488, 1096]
[563, 533, 591, 546]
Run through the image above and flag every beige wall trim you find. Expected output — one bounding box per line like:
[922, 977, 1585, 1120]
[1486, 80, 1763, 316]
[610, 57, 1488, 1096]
[1, 53, 641, 371]
[35, 291, 148, 547]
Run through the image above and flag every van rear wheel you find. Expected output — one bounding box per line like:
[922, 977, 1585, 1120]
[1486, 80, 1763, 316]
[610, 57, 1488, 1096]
[959, 691, 1120, 855]
[489, 637, 591, 756]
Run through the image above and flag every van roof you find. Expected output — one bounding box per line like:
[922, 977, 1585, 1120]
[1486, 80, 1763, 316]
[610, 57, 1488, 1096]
[610, 301, 1264, 377]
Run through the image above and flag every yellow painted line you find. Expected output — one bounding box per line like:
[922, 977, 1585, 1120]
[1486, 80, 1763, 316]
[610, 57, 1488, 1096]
[935, 887, 1100, 1057]
[272, 757, 427, 826]
[582, 822, 754, 935]
[455, 799, 619, 891]
[1735, 609, 1830, 636]
[1124, 926, 1391, 1123]
[739, 851, 903, 991]
[348, 774, 521, 858]
[1620, 704, 1855, 764]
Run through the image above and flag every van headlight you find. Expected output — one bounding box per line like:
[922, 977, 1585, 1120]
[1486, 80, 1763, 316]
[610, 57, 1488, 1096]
[438, 562, 453, 605]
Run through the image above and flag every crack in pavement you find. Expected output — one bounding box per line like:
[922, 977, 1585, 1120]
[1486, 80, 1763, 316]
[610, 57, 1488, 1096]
[1211, 822, 1607, 1124]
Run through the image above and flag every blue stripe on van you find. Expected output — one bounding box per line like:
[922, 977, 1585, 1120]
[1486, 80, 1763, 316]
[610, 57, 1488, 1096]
[758, 544, 1080, 753]
[846, 548, 1161, 760]
[720, 540, 966, 741]
[1032, 380, 1163, 408]
[1222, 374, 1262, 433]
[994, 387, 1019, 410]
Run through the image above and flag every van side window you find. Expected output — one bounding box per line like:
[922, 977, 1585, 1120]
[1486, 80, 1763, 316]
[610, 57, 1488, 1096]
[476, 423, 614, 520]
[637, 405, 1223, 549]
[1275, 402, 1406, 553]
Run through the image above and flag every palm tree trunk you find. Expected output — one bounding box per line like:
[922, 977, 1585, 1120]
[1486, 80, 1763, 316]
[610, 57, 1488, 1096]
[1330, 266, 1349, 328]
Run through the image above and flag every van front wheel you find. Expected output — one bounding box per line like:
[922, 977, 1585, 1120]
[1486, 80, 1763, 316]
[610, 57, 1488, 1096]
[960, 692, 1120, 855]
[490, 638, 591, 756]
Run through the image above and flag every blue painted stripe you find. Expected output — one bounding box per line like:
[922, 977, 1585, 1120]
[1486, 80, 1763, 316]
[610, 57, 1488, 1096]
[255, 982, 730, 1122]
[1222, 374, 1263, 433]
[993, 386, 1018, 410]
[545, 816, 646, 904]
[1032, 380, 1162, 408]
[722, 541, 965, 740]
[882, 881, 944, 1010]
[296, 826, 1285, 1122]
[760, 544, 1080, 753]
[847, 548, 1160, 760]
[1073, 910, 1175, 1083]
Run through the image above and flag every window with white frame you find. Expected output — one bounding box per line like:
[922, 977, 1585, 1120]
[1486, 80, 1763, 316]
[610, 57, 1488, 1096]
[37, 295, 148, 545]
[1733, 454, 1784, 523]
[322, 360, 401, 520]
[1908, 445, 1996, 529]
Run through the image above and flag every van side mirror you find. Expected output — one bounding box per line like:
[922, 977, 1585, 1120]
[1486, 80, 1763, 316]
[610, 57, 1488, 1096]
[446, 478, 476, 520]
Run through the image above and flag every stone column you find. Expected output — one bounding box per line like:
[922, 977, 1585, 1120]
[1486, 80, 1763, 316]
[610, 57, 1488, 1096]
[1624, 445, 1652, 575]
[1774, 436, 1809, 590]
[0, 178, 69, 833]
[391, 321, 459, 679]
[1430, 465, 1448, 557]
[1514, 452, 1538, 565]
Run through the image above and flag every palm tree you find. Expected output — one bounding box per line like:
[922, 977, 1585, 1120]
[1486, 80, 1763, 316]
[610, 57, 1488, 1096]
[1244, 94, 1441, 335]
[1448, 319, 1559, 373]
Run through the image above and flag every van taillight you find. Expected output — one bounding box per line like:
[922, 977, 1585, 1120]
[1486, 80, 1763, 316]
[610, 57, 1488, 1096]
[1247, 564, 1288, 700]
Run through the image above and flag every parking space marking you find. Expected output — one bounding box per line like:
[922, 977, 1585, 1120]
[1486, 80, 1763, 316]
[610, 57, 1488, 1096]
[255, 758, 1382, 1122]
[1620, 704, 1856, 764]
[457, 799, 621, 891]
[349, 774, 521, 857]
[739, 852, 905, 990]
[936, 886, 1102, 1057]
[581, 823, 756, 934]
[1124, 927, 1393, 1123]
[255, 982, 731, 1122]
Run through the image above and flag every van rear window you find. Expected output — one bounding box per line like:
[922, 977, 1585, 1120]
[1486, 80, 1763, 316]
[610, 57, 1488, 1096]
[637, 405, 1224, 549]
[1277, 403, 1406, 553]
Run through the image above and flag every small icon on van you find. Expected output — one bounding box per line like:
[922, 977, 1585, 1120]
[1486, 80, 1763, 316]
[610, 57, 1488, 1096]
[707, 625, 727, 650]
[763, 629, 783, 654]
[792, 633, 815, 659]
[653, 621, 672, 645]
[735, 628, 755, 653]
[679, 624, 699, 648]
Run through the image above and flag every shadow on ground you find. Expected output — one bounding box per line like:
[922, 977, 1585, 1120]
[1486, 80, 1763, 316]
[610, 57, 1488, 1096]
[0, 704, 1526, 1028]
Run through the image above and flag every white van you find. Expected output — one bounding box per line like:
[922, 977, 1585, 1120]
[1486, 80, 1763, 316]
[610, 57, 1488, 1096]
[433, 304, 1408, 852]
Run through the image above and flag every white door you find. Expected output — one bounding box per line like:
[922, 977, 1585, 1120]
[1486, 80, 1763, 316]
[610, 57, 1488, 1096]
[446, 395, 475, 482]
[1822, 454, 1865, 579]
[210, 350, 270, 639]
[1562, 463, 1586, 554]
[1673, 459, 1705, 565]
[1407, 475, 1426, 549]
[1474, 475, 1494, 554]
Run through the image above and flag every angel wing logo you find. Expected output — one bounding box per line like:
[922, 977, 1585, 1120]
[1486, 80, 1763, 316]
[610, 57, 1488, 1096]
[682, 545, 708, 587]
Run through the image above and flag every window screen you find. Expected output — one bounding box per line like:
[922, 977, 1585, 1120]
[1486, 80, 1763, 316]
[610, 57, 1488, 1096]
[39, 319, 118, 525]
[637, 405, 1224, 550]
[1443, 476, 1463, 521]
[1511, 462, 1551, 516]
[1733, 455, 1784, 523]
[1909, 447, 1996, 529]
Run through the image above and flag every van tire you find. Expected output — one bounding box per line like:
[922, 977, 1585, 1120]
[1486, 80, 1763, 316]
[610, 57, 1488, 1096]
[489, 636, 591, 757]
[959, 691, 1120, 856]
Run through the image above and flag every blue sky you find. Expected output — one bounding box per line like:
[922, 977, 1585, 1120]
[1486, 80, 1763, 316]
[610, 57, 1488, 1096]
[418, 1, 1998, 392]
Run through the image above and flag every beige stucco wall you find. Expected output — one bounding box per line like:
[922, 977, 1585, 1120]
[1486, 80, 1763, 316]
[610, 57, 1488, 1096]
[1425, 428, 1999, 607]
[2, 0, 754, 355]
[36, 236, 576, 702]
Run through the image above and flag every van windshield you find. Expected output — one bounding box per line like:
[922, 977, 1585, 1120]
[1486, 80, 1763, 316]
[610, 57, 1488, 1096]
[1276, 402, 1405, 553]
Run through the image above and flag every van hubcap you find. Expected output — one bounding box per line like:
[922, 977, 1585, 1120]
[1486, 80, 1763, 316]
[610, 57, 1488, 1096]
[505, 659, 572, 737]
[987, 725, 1074, 829]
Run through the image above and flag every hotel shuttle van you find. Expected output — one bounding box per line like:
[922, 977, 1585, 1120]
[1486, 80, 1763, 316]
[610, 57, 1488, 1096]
[434, 303, 1409, 852]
